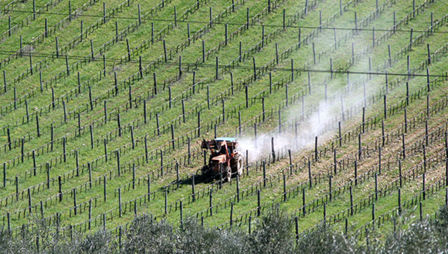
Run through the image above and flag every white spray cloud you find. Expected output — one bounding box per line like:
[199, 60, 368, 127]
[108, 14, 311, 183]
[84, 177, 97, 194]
[236, 0, 411, 162]
[237, 50, 379, 162]
[237, 92, 353, 162]
[233, 18, 391, 162]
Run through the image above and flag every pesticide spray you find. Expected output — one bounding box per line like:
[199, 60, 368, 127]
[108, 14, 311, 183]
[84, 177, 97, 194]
[237, 38, 387, 162]
[237, 89, 363, 162]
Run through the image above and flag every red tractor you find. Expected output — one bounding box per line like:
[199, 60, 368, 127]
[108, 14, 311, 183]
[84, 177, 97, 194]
[201, 137, 243, 182]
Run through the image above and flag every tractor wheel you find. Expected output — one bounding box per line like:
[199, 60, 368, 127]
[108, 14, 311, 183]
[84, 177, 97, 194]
[201, 165, 209, 176]
[226, 166, 232, 182]
[236, 155, 243, 177]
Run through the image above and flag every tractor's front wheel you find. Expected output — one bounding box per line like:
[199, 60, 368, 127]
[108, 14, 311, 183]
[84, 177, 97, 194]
[226, 166, 232, 182]
[236, 155, 243, 177]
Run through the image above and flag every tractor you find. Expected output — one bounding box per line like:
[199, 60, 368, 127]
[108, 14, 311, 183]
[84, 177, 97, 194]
[201, 137, 244, 182]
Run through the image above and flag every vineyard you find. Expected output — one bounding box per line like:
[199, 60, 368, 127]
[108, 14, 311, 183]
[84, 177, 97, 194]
[0, 0, 448, 251]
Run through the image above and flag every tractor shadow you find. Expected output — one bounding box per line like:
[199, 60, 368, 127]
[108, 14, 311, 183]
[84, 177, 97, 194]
[177, 173, 216, 185]
[157, 174, 215, 192]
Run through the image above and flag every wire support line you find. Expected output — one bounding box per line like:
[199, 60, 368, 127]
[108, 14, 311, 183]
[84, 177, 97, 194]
[3, 9, 447, 34]
[0, 51, 445, 78]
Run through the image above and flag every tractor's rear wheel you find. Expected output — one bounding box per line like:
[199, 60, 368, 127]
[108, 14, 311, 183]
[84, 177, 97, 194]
[201, 165, 209, 176]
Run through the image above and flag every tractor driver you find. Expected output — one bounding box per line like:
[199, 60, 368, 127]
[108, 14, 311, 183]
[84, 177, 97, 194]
[218, 141, 227, 155]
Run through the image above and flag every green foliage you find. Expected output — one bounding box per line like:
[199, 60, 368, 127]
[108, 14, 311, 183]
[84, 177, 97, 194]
[434, 205, 448, 230]
[76, 230, 114, 254]
[124, 215, 175, 253]
[379, 206, 448, 253]
[4, 207, 448, 253]
[175, 218, 246, 254]
[296, 224, 359, 254]
[246, 210, 295, 254]
[381, 219, 443, 253]
[123, 214, 247, 253]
